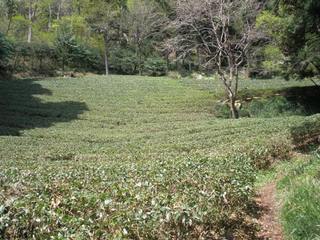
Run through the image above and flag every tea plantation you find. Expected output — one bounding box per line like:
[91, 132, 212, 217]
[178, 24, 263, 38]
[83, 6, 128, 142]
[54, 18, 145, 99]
[0, 75, 318, 239]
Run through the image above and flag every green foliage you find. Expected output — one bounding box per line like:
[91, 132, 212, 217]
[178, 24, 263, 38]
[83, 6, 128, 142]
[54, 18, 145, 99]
[291, 114, 320, 150]
[10, 15, 29, 40]
[143, 56, 167, 76]
[261, 45, 284, 76]
[246, 96, 305, 118]
[109, 47, 138, 75]
[213, 96, 305, 119]
[256, 11, 290, 43]
[0, 32, 12, 72]
[12, 41, 56, 74]
[212, 102, 231, 119]
[55, 27, 102, 72]
[278, 156, 320, 240]
[0, 75, 310, 239]
[293, 34, 320, 78]
[259, 0, 320, 79]
[0, 155, 256, 239]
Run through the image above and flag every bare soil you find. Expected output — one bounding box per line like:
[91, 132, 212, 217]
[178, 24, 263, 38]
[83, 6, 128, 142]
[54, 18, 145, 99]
[256, 182, 283, 240]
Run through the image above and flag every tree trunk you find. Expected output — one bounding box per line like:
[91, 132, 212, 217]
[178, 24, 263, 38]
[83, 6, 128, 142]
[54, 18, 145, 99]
[48, 4, 52, 30]
[229, 64, 240, 119]
[218, 68, 240, 119]
[11, 53, 19, 74]
[57, 1, 61, 20]
[103, 33, 109, 75]
[27, 1, 32, 43]
[39, 56, 43, 72]
[104, 50, 109, 75]
[138, 45, 142, 76]
[27, 26, 32, 43]
[166, 54, 170, 72]
[6, 18, 12, 35]
[229, 96, 239, 119]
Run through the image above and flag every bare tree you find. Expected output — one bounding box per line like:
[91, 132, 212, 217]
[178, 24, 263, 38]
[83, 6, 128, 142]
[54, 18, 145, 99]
[171, 0, 259, 118]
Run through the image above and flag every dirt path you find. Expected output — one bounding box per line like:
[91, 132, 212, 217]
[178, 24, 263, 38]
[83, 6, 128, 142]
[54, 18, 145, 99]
[256, 182, 283, 240]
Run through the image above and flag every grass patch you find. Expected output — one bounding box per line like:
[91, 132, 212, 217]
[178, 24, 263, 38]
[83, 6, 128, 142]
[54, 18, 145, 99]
[277, 155, 320, 240]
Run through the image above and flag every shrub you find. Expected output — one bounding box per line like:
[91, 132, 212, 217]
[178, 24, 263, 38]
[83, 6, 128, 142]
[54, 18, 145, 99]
[143, 56, 167, 76]
[0, 32, 12, 73]
[213, 102, 231, 118]
[246, 96, 305, 118]
[247, 141, 292, 169]
[10, 42, 56, 75]
[291, 114, 320, 150]
[109, 48, 138, 75]
[55, 33, 102, 73]
[1, 156, 257, 239]
[213, 96, 306, 119]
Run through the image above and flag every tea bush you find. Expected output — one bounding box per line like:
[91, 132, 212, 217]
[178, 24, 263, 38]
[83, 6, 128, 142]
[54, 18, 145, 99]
[0, 156, 257, 239]
[0, 75, 312, 239]
[143, 57, 167, 76]
[291, 114, 320, 150]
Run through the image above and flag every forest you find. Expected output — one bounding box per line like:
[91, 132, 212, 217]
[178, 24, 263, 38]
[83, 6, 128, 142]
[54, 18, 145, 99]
[0, 0, 320, 239]
[0, 0, 319, 79]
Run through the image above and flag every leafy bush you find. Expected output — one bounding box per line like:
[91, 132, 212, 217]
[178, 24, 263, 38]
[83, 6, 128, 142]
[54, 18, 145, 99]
[291, 114, 320, 150]
[247, 140, 292, 169]
[213, 95, 306, 119]
[0, 32, 12, 73]
[212, 102, 231, 118]
[55, 32, 102, 73]
[246, 96, 305, 118]
[109, 47, 138, 75]
[0, 155, 256, 239]
[0, 75, 313, 239]
[10, 42, 56, 75]
[143, 56, 167, 76]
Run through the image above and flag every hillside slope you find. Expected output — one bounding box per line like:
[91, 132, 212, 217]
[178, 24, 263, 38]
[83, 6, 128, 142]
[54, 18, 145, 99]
[0, 75, 317, 239]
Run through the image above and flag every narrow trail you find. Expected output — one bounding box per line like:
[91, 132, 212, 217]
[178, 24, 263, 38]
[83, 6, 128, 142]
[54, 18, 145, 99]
[256, 182, 284, 240]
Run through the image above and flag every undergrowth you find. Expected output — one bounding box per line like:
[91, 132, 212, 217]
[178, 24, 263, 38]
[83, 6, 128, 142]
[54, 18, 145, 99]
[278, 155, 320, 240]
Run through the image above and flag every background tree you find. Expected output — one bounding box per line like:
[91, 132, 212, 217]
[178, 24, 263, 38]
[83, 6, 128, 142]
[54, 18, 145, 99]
[26, 0, 39, 43]
[127, 0, 167, 75]
[1, 0, 318, 81]
[86, 0, 127, 75]
[257, 0, 320, 80]
[171, 0, 259, 118]
[3, 0, 18, 34]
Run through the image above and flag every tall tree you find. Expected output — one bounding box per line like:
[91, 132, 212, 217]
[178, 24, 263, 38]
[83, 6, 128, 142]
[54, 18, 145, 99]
[86, 0, 127, 75]
[26, 0, 38, 43]
[172, 0, 259, 118]
[258, 0, 320, 79]
[3, 0, 17, 34]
